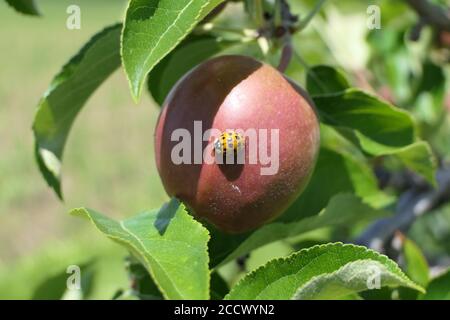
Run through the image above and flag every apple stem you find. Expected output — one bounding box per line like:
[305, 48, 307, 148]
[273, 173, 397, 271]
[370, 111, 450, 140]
[277, 41, 292, 73]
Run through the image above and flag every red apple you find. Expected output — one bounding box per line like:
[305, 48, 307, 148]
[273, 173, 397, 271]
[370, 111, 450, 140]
[155, 55, 320, 233]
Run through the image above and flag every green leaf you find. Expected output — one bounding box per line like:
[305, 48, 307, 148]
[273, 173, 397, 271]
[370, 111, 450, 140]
[31, 261, 96, 300]
[245, 241, 294, 275]
[225, 243, 424, 300]
[126, 256, 163, 300]
[409, 203, 450, 257]
[394, 235, 430, 300]
[33, 24, 122, 199]
[210, 193, 389, 267]
[420, 269, 450, 300]
[147, 34, 236, 105]
[122, 0, 225, 101]
[31, 273, 67, 300]
[359, 286, 396, 300]
[310, 88, 436, 185]
[208, 125, 392, 267]
[71, 198, 210, 300]
[402, 236, 429, 288]
[306, 65, 350, 96]
[5, 0, 40, 16]
[281, 126, 393, 223]
[312, 89, 416, 150]
[306, 65, 419, 152]
[389, 141, 437, 186]
[412, 60, 445, 126]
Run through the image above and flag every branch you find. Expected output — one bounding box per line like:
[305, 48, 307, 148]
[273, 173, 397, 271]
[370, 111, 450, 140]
[355, 164, 450, 252]
[406, 0, 450, 32]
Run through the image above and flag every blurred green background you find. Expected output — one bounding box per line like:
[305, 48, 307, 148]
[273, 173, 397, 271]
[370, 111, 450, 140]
[0, 0, 168, 299]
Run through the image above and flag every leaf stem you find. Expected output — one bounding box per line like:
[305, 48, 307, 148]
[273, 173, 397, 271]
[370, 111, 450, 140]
[292, 49, 311, 70]
[292, 50, 328, 92]
[296, 0, 327, 31]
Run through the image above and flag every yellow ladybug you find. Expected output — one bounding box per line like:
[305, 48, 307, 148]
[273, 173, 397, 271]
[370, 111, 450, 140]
[214, 131, 244, 155]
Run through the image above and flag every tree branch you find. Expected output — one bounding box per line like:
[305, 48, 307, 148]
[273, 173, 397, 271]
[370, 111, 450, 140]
[406, 0, 450, 32]
[355, 164, 450, 252]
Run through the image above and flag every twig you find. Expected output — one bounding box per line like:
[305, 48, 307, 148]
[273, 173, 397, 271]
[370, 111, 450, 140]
[406, 0, 450, 32]
[355, 165, 450, 252]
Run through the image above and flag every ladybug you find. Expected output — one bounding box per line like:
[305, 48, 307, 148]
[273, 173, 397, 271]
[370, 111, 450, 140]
[213, 131, 244, 155]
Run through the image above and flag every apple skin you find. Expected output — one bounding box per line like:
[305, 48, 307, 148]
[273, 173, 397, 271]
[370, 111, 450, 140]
[155, 55, 320, 233]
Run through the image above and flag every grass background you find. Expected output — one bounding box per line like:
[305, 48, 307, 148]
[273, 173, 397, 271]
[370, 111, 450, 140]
[0, 0, 168, 299]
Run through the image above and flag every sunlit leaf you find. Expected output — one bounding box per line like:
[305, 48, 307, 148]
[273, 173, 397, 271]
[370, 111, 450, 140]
[71, 198, 210, 300]
[226, 243, 424, 300]
[122, 0, 224, 101]
[33, 24, 122, 199]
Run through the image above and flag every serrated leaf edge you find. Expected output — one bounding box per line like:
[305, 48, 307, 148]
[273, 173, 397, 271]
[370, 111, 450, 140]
[225, 242, 424, 299]
[306, 64, 350, 94]
[215, 194, 389, 268]
[32, 24, 122, 200]
[121, 0, 224, 101]
[70, 205, 211, 300]
[312, 88, 418, 129]
[291, 259, 424, 300]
